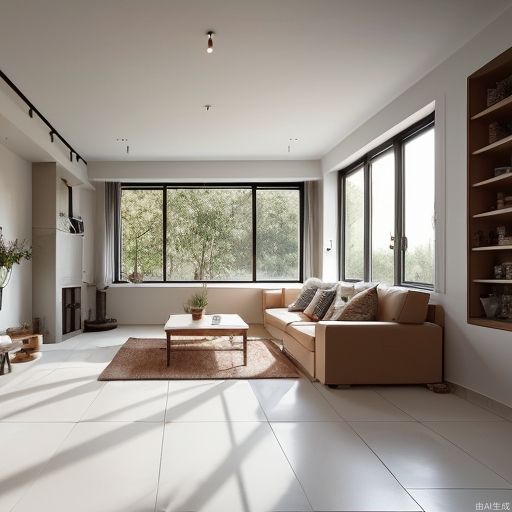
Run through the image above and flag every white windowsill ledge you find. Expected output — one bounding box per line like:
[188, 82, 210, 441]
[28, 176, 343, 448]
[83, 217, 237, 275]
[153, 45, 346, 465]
[108, 282, 302, 290]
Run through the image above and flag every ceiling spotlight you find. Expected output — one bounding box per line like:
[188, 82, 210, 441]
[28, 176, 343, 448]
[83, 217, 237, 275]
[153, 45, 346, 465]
[203, 104, 213, 111]
[206, 31, 214, 53]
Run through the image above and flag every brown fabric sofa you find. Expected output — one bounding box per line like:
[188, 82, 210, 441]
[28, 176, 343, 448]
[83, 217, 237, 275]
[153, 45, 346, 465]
[263, 284, 444, 385]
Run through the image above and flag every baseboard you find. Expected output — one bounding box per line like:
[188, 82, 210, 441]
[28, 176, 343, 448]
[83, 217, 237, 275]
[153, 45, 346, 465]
[448, 381, 512, 421]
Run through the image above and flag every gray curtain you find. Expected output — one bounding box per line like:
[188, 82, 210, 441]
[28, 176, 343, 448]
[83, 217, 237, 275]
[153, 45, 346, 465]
[103, 182, 121, 287]
[303, 180, 320, 280]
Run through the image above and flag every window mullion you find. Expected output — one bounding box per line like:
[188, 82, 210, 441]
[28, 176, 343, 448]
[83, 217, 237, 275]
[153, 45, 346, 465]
[252, 186, 257, 282]
[338, 172, 345, 280]
[163, 186, 167, 282]
[363, 159, 371, 282]
[394, 141, 403, 286]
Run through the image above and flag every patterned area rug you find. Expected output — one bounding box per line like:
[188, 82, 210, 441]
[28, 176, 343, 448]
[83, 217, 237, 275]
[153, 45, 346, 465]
[98, 337, 300, 380]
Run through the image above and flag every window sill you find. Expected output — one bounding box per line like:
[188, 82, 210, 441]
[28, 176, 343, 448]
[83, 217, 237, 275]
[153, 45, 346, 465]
[109, 282, 302, 289]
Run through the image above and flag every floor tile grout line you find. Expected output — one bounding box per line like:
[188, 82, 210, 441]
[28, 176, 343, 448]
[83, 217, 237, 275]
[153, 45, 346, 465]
[372, 386, 505, 422]
[408, 487, 512, 490]
[308, 381, 347, 421]
[266, 421, 315, 512]
[75, 378, 107, 423]
[418, 420, 512, 486]
[342, 420, 427, 512]
[248, 379, 315, 512]
[371, 387, 421, 421]
[153, 381, 171, 512]
[8, 421, 80, 512]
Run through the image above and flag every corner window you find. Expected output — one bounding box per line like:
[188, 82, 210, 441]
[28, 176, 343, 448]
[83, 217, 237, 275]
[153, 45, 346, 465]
[340, 114, 435, 289]
[117, 184, 303, 283]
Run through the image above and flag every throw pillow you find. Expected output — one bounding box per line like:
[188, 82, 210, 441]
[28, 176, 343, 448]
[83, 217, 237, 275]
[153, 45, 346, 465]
[338, 285, 378, 321]
[287, 278, 336, 311]
[303, 287, 337, 321]
[327, 296, 350, 321]
[287, 287, 318, 312]
[323, 282, 356, 320]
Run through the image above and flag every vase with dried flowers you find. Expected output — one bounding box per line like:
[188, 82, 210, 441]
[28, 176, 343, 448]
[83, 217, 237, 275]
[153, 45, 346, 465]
[0, 233, 32, 309]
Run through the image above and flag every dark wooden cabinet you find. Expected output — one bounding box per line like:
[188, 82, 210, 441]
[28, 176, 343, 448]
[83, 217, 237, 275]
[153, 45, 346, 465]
[62, 287, 81, 335]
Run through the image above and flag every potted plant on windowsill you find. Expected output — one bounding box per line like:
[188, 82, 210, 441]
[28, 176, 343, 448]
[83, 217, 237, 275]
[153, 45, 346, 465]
[0, 233, 32, 310]
[184, 284, 208, 320]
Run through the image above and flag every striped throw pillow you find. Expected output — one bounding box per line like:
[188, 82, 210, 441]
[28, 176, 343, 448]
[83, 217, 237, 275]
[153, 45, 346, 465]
[287, 287, 318, 312]
[303, 288, 337, 321]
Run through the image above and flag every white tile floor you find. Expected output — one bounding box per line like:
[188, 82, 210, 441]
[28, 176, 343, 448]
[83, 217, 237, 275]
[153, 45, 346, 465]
[0, 325, 511, 512]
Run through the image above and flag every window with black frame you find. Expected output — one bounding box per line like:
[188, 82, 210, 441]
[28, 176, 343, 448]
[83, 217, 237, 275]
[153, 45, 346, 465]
[117, 184, 303, 283]
[340, 113, 435, 289]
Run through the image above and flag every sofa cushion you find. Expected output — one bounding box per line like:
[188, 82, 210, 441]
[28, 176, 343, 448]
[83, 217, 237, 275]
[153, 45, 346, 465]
[285, 323, 316, 352]
[323, 282, 356, 320]
[303, 287, 337, 321]
[338, 285, 378, 321]
[265, 308, 310, 331]
[377, 286, 429, 324]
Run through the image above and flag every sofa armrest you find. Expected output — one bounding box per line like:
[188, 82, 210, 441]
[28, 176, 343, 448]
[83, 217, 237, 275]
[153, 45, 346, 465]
[315, 321, 443, 385]
[262, 289, 283, 310]
[426, 304, 444, 327]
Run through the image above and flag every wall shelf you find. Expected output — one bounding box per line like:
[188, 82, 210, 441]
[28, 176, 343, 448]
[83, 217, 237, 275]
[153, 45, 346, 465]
[473, 279, 512, 284]
[472, 134, 512, 155]
[467, 47, 512, 332]
[472, 172, 512, 189]
[471, 94, 512, 121]
[468, 317, 512, 330]
[472, 245, 512, 251]
[473, 206, 512, 219]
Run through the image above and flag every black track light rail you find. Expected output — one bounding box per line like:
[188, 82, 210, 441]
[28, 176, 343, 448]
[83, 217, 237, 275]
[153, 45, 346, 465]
[0, 69, 87, 165]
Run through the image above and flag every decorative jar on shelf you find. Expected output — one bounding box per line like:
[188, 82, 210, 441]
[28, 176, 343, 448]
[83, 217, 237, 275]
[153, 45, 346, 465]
[480, 295, 499, 319]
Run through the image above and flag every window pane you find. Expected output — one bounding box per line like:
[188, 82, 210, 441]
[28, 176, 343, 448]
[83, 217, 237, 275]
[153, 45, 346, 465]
[166, 188, 252, 281]
[404, 127, 435, 284]
[371, 150, 395, 284]
[344, 167, 365, 279]
[121, 189, 163, 281]
[256, 189, 300, 280]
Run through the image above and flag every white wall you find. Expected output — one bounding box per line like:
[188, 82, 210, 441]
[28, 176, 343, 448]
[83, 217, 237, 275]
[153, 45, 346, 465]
[321, 8, 512, 407]
[104, 284, 299, 325]
[0, 142, 32, 329]
[88, 160, 321, 182]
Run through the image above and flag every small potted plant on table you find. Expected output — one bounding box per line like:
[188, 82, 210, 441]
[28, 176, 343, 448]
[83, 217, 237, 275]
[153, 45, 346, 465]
[184, 284, 208, 320]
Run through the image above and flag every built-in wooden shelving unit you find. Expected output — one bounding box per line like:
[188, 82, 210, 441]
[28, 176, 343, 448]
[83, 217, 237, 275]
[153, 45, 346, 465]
[468, 47, 512, 331]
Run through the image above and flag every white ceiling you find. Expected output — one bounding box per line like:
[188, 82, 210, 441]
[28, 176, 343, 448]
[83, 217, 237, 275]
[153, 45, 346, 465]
[0, 0, 510, 161]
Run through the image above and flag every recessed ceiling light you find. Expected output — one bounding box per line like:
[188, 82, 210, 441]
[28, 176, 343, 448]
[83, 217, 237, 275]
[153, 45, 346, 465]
[206, 31, 215, 53]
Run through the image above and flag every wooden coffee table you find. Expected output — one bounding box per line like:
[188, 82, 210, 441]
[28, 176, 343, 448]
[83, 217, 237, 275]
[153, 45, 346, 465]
[164, 314, 249, 367]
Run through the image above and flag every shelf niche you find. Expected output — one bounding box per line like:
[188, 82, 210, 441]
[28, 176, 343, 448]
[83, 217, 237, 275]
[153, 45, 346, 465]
[467, 46, 512, 331]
